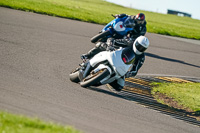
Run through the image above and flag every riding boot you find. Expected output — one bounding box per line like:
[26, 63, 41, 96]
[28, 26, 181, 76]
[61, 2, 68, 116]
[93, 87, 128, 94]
[86, 47, 102, 59]
[81, 42, 107, 60]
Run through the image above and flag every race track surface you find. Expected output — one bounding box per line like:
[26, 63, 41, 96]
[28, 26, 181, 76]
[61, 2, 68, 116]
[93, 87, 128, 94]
[0, 7, 200, 133]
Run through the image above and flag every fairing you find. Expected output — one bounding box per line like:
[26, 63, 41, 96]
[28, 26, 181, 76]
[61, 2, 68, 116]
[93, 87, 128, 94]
[102, 16, 133, 36]
[90, 48, 132, 78]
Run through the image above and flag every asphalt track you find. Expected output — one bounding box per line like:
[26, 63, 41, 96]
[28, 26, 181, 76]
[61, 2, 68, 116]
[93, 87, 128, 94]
[0, 7, 200, 133]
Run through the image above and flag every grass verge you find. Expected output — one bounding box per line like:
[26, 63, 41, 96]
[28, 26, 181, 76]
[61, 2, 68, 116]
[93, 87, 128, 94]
[0, 0, 200, 40]
[0, 111, 81, 133]
[151, 82, 200, 116]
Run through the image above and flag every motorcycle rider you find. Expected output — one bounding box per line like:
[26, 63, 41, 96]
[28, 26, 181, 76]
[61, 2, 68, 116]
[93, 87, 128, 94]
[108, 36, 149, 91]
[81, 13, 147, 60]
[79, 36, 149, 92]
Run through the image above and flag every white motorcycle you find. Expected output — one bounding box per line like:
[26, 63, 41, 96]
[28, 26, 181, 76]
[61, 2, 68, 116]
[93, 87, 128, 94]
[69, 46, 135, 88]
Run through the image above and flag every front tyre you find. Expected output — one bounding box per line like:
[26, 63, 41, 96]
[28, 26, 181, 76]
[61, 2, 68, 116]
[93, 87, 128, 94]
[69, 67, 81, 83]
[91, 30, 111, 43]
[80, 68, 110, 88]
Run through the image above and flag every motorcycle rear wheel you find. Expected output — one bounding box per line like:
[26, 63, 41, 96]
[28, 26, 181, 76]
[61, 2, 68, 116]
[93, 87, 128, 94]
[69, 67, 81, 83]
[91, 30, 111, 43]
[80, 68, 110, 88]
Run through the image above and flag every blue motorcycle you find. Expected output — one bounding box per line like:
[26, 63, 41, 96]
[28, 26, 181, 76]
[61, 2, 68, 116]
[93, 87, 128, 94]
[91, 14, 135, 43]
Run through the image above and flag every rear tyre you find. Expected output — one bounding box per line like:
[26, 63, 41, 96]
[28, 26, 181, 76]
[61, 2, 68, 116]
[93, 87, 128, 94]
[91, 30, 111, 43]
[80, 68, 110, 88]
[69, 67, 81, 83]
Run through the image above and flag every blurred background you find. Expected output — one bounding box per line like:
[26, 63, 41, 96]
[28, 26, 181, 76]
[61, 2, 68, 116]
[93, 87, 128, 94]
[106, 0, 200, 20]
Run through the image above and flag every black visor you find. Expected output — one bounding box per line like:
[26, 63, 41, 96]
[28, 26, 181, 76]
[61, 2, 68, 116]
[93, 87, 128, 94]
[135, 41, 147, 52]
[121, 47, 135, 64]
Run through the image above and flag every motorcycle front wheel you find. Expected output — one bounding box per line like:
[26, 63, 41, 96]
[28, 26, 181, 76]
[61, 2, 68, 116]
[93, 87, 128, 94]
[69, 67, 81, 83]
[80, 68, 110, 88]
[91, 30, 111, 43]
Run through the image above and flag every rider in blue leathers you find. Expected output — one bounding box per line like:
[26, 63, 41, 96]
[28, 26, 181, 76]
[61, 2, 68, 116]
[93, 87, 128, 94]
[82, 13, 147, 59]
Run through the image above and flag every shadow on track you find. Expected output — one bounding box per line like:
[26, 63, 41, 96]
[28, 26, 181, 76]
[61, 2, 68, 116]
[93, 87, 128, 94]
[86, 86, 200, 127]
[146, 52, 200, 68]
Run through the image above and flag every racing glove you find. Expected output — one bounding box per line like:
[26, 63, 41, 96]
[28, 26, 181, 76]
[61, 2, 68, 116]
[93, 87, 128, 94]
[106, 38, 115, 51]
[107, 38, 115, 46]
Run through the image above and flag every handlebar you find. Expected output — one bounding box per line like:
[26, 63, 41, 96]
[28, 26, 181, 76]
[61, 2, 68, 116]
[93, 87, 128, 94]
[111, 14, 116, 18]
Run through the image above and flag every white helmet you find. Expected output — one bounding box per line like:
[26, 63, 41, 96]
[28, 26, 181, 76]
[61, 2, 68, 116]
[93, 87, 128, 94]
[133, 36, 149, 55]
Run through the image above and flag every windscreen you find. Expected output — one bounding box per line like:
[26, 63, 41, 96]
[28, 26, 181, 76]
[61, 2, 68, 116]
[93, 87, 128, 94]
[124, 17, 135, 28]
[121, 47, 135, 64]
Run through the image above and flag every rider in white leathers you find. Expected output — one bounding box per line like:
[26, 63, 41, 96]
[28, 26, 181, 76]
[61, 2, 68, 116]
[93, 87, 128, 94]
[108, 36, 149, 91]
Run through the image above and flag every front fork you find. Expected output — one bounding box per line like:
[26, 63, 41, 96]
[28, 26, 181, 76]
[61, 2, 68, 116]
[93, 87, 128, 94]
[80, 61, 112, 82]
[82, 62, 92, 78]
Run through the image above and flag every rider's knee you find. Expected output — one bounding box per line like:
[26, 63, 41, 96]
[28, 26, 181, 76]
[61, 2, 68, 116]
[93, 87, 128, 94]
[109, 80, 124, 91]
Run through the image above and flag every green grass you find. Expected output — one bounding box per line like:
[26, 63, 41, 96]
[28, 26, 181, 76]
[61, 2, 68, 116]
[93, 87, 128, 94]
[0, 0, 200, 39]
[0, 111, 81, 133]
[151, 82, 200, 112]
